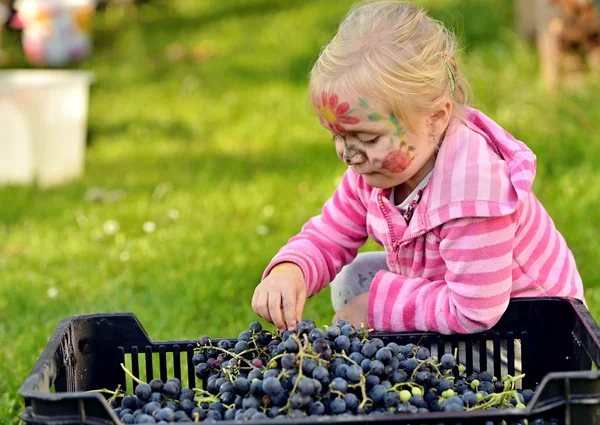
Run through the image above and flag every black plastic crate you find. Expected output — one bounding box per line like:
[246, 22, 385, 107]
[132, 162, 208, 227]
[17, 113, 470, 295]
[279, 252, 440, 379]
[19, 297, 600, 425]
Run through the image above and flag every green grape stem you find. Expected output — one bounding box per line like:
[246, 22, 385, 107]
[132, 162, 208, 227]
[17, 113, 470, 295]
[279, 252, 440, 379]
[120, 363, 146, 385]
[332, 352, 369, 408]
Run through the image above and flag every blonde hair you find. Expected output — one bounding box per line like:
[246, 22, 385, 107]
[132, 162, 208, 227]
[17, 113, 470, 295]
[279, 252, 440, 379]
[309, 0, 470, 133]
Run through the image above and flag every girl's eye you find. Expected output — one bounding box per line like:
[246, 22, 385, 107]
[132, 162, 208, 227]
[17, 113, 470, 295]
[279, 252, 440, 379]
[359, 136, 379, 145]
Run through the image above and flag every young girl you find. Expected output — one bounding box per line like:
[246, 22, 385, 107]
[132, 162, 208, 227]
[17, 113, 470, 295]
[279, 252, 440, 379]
[251, 0, 585, 335]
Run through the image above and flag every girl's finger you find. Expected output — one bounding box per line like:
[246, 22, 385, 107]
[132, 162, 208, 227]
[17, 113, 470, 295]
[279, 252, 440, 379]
[255, 290, 273, 325]
[281, 290, 298, 331]
[295, 288, 307, 324]
[268, 291, 286, 331]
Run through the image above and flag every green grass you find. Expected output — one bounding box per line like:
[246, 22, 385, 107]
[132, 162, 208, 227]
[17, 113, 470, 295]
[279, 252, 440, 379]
[1, 0, 600, 422]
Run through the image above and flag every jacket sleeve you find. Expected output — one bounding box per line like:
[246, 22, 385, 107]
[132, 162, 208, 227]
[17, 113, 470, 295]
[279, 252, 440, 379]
[368, 214, 516, 334]
[262, 169, 370, 297]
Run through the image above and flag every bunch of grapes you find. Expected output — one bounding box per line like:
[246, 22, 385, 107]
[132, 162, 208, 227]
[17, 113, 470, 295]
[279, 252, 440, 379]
[102, 319, 553, 424]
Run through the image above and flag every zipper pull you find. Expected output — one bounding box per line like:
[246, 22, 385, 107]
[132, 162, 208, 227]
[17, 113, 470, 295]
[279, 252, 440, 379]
[388, 242, 400, 267]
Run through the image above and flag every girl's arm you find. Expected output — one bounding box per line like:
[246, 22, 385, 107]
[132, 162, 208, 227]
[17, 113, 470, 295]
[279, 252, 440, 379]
[262, 169, 370, 297]
[369, 214, 516, 334]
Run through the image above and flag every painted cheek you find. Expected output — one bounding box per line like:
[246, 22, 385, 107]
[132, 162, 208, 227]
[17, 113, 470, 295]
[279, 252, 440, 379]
[381, 149, 412, 173]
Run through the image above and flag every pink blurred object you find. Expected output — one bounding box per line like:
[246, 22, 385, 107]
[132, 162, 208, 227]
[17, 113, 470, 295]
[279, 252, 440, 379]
[14, 0, 96, 67]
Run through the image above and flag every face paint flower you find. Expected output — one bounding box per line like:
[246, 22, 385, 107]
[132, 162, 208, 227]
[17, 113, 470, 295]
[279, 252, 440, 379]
[315, 93, 359, 134]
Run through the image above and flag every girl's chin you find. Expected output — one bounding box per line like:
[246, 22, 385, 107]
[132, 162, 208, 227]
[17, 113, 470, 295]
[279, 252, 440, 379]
[362, 171, 408, 190]
[362, 172, 393, 189]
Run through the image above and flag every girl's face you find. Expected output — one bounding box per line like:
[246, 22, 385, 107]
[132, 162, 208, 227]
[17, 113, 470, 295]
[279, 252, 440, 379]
[314, 91, 439, 190]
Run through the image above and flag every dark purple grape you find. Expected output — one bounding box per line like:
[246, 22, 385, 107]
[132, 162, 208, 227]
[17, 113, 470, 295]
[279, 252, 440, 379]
[178, 388, 194, 401]
[334, 335, 351, 352]
[262, 377, 283, 396]
[346, 364, 363, 383]
[386, 342, 400, 356]
[209, 401, 225, 414]
[135, 383, 152, 401]
[162, 381, 179, 399]
[250, 379, 264, 396]
[217, 339, 232, 350]
[344, 393, 359, 412]
[335, 364, 349, 379]
[233, 377, 250, 396]
[330, 398, 347, 414]
[349, 340, 362, 353]
[220, 391, 235, 404]
[223, 409, 237, 420]
[404, 358, 419, 373]
[416, 347, 430, 360]
[271, 390, 288, 406]
[369, 384, 387, 403]
[302, 358, 316, 376]
[247, 367, 262, 381]
[206, 410, 222, 421]
[462, 390, 478, 407]
[150, 392, 162, 403]
[440, 353, 456, 369]
[249, 321, 262, 333]
[309, 401, 325, 415]
[234, 340, 249, 354]
[308, 328, 324, 342]
[142, 401, 161, 415]
[334, 319, 349, 328]
[242, 395, 260, 409]
[312, 338, 329, 353]
[298, 377, 316, 396]
[120, 413, 134, 424]
[312, 366, 328, 382]
[242, 408, 258, 420]
[179, 399, 194, 414]
[257, 330, 272, 347]
[191, 408, 206, 421]
[284, 337, 299, 353]
[399, 344, 415, 356]
[325, 326, 341, 340]
[391, 370, 408, 384]
[375, 347, 392, 363]
[361, 342, 377, 358]
[360, 358, 371, 373]
[349, 352, 364, 364]
[522, 389, 535, 403]
[281, 353, 297, 370]
[416, 370, 430, 384]
[121, 395, 137, 411]
[479, 371, 494, 382]
[365, 374, 380, 390]
[438, 378, 452, 392]
[296, 320, 312, 335]
[369, 360, 385, 376]
[154, 407, 175, 422]
[164, 401, 178, 411]
[135, 414, 156, 423]
[330, 377, 348, 393]
[384, 390, 400, 408]
[173, 410, 188, 421]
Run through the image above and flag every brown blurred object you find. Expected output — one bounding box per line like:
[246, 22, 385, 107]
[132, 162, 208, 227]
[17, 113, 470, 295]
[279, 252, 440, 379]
[516, 0, 600, 88]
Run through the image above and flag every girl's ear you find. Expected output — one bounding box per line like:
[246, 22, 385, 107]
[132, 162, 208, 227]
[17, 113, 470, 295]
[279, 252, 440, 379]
[429, 101, 452, 127]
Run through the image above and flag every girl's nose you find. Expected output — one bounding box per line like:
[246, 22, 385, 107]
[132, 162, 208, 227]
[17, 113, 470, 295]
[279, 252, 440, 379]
[343, 149, 366, 165]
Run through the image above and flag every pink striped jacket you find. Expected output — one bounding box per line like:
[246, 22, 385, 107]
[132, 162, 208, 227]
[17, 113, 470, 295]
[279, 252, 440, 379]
[263, 108, 585, 334]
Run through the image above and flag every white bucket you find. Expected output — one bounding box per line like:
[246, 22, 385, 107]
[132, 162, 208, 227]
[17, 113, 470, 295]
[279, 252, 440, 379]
[0, 70, 94, 188]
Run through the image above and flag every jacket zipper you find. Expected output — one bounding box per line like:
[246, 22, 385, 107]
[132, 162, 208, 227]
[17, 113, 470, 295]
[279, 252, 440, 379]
[377, 193, 401, 267]
[378, 193, 429, 267]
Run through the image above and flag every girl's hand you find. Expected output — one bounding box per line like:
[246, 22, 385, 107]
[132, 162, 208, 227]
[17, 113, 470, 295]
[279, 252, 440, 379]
[332, 293, 369, 329]
[252, 263, 307, 332]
